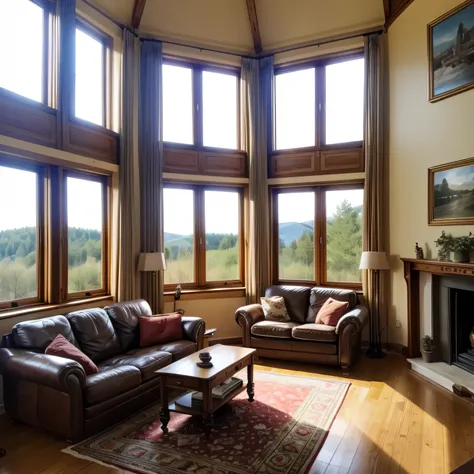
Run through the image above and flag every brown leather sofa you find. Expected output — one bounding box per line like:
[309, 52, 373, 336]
[0, 299, 205, 441]
[236, 285, 368, 369]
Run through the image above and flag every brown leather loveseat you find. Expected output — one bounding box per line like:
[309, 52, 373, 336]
[0, 299, 205, 441]
[236, 285, 368, 369]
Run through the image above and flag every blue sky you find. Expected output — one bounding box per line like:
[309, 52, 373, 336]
[433, 3, 474, 48]
[434, 164, 474, 186]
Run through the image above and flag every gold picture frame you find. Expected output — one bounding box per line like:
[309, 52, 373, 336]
[428, 157, 474, 225]
[428, 0, 474, 103]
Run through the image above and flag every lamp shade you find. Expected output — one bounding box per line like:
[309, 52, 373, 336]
[359, 251, 389, 270]
[137, 252, 167, 272]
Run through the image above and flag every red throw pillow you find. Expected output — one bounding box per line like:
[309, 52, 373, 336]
[316, 298, 349, 326]
[45, 334, 98, 376]
[139, 313, 183, 348]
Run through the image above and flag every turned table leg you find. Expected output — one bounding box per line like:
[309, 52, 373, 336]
[159, 376, 170, 434]
[247, 359, 255, 402]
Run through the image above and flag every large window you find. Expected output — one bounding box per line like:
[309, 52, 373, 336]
[0, 156, 110, 311]
[274, 185, 363, 287]
[162, 62, 239, 150]
[163, 185, 243, 289]
[0, 0, 48, 103]
[66, 174, 107, 295]
[75, 21, 110, 127]
[274, 56, 364, 150]
[0, 163, 41, 308]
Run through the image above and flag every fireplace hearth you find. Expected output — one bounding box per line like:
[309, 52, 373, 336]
[435, 276, 474, 374]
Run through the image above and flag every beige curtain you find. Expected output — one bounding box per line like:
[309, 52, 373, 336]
[241, 57, 273, 304]
[117, 30, 141, 301]
[363, 33, 389, 348]
[138, 40, 164, 314]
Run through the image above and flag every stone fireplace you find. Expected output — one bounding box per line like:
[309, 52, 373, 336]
[435, 276, 474, 374]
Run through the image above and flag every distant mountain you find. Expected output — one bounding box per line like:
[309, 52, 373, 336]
[448, 181, 474, 191]
[164, 232, 184, 242]
[279, 222, 314, 246]
[434, 39, 454, 57]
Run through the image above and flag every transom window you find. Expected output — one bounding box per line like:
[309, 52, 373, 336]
[75, 20, 111, 127]
[274, 185, 364, 287]
[273, 56, 365, 150]
[0, 0, 50, 103]
[162, 62, 239, 150]
[163, 184, 243, 289]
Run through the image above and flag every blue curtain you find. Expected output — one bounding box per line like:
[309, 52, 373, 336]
[138, 40, 164, 313]
[58, 0, 76, 144]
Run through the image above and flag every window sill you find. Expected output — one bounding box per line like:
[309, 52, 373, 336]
[0, 295, 114, 321]
[164, 287, 246, 302]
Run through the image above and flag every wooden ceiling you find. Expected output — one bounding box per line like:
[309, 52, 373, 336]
[89, 0, 412, 55]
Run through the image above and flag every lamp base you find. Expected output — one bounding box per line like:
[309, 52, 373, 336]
[366, 345, 386, 359]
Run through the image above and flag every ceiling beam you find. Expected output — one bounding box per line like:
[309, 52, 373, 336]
[132, 0, 147, 30]
[383, 0, 390, 25]
[245, 0, 263, 54]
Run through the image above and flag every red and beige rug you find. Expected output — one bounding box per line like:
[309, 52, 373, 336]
[63, 371, 350, 474]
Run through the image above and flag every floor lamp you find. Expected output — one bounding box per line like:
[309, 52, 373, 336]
[138, 252, 167, 314]
[359, 251, 389, 359]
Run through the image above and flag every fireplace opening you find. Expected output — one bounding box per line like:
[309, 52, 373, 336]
[449, 288, 474, 374]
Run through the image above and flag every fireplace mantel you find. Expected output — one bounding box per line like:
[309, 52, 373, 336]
[400, 258, 474, 358]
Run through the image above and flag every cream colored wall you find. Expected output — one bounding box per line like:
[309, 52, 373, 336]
[388, 0, 474, 346]
[163, 297, 246, 339]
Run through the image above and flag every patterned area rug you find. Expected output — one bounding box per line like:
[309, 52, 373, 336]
[63, 371, 350, 474]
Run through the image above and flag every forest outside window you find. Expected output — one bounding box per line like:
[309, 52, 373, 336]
[75, 20, 110, 127]
[274, 185, 363, 287]
[162, 61, 239, 150]
[163, 184, 243, 290]
[0, 162, 42, 308]
[273, 55, 364, 151]
[65, 173, 108, 297]
[0, 0, 49, 103]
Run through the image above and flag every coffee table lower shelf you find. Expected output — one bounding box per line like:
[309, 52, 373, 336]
[169, 383, 248, 416]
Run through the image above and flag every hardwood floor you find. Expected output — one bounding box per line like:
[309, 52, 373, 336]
[0, 353, 473, 473]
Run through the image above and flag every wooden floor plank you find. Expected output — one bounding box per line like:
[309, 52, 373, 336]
[1, 354, 474, 474]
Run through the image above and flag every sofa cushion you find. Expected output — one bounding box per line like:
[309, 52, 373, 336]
[251, 321, 299, 339]
[261, 296, 290, 322]
[292, 324, 337, 343]
[104, 299, 152, 351]
[307, 288, 357, 323]
[265, 285, 311, 323]
[67, 308, 121, 363]
[316, 298, 349, 326]
[99, 351, 172, 382]
[127, 340, 196, 362]
[84, 365, 141, 406]
[45, 334, 98, 375]
[12, 315, 79, 351]
[139, 314, 183, 347]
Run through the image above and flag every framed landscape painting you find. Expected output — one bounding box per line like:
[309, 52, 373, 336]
[428, 0, 474, 102]
[429, 157, 474, 225]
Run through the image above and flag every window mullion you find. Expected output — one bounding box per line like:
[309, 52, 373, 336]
[194, 68, 203, 147]
[195, 186, 206, 287]
[316, 67, 325, 148]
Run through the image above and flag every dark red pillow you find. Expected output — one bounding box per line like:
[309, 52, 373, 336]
[139, 313, 183, 348]
[45, 334, 98, 376]
[316, 298, 349, 326]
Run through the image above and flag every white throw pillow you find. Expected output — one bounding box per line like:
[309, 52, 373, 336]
[260, 296, 290, 322]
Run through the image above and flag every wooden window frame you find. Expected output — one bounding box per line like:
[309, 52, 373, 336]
[0, 156, 45, 310]
[272, 51, 364, 155]
[74, 17, 113, 129]
[163, 183, 245, 291]
[272, 183, 364, 290]
[162, 58, 241, 153]
[62, 170, 110, 300]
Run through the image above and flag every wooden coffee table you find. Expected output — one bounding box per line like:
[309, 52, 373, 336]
[156, 344, 256, 435]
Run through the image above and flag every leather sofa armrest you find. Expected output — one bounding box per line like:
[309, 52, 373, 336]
[0, 348, 86, 392]
[181, 317, 205, 350]
[335, 305, 369, 335]
[235, 304, 265, 346]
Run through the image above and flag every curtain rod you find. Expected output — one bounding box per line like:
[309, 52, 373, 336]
[81, 0, 383, 59]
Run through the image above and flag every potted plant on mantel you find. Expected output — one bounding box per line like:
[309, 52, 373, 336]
[451, 235, 471, 263]
[421, 335, 435, 363]
[434, 231, 474, 263]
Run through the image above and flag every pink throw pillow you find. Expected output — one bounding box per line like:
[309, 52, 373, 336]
[45, 334, 98, 376]
[315, 298, 349, 326]
[139, 313, 183, 347]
